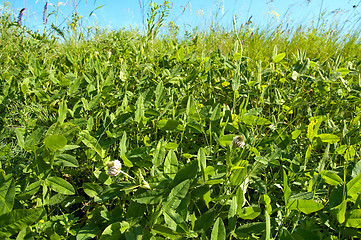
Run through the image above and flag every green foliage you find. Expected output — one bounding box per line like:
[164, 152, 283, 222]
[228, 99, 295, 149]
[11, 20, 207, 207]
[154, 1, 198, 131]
[1, 1, 361, 239]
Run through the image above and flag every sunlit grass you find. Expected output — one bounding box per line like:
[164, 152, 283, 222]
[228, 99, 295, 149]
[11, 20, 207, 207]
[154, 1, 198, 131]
[1, 2, 361, 239]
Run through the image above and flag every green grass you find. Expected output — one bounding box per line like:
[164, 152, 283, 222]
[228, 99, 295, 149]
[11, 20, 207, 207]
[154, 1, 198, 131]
[1, 2, 361, 239]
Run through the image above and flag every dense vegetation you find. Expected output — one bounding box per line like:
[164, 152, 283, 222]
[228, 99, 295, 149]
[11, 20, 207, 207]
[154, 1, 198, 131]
[1, 1, 361, 239]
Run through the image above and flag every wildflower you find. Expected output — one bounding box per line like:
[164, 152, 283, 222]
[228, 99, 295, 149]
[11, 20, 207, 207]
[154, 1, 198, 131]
[232, 135, 245, 148]
[43, 1, 48, 26]
[107, 160, 134, 179]
[17, 8, 25, 26]
[222, 81, 230, 88]
[107, 160, 122, 176]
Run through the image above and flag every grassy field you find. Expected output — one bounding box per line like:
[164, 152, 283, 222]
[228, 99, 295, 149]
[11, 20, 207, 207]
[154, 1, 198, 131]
[1, 1, 361, 239]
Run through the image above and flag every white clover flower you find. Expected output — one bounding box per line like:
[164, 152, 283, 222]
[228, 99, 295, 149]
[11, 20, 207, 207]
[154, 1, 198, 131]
[107, 160, 134, 179]
[232, 135, 245, 148]
[107, 160, 122, 176]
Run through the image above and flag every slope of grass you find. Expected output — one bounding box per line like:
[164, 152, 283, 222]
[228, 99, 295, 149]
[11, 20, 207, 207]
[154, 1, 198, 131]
[1, 3, 361, 239]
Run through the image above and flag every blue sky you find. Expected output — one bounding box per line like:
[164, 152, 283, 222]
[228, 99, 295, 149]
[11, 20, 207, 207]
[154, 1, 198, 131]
[2, 0, 361, 33]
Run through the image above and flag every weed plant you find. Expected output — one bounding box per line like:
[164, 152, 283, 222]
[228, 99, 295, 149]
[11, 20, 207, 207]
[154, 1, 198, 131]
[0, 1, 361, 239]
